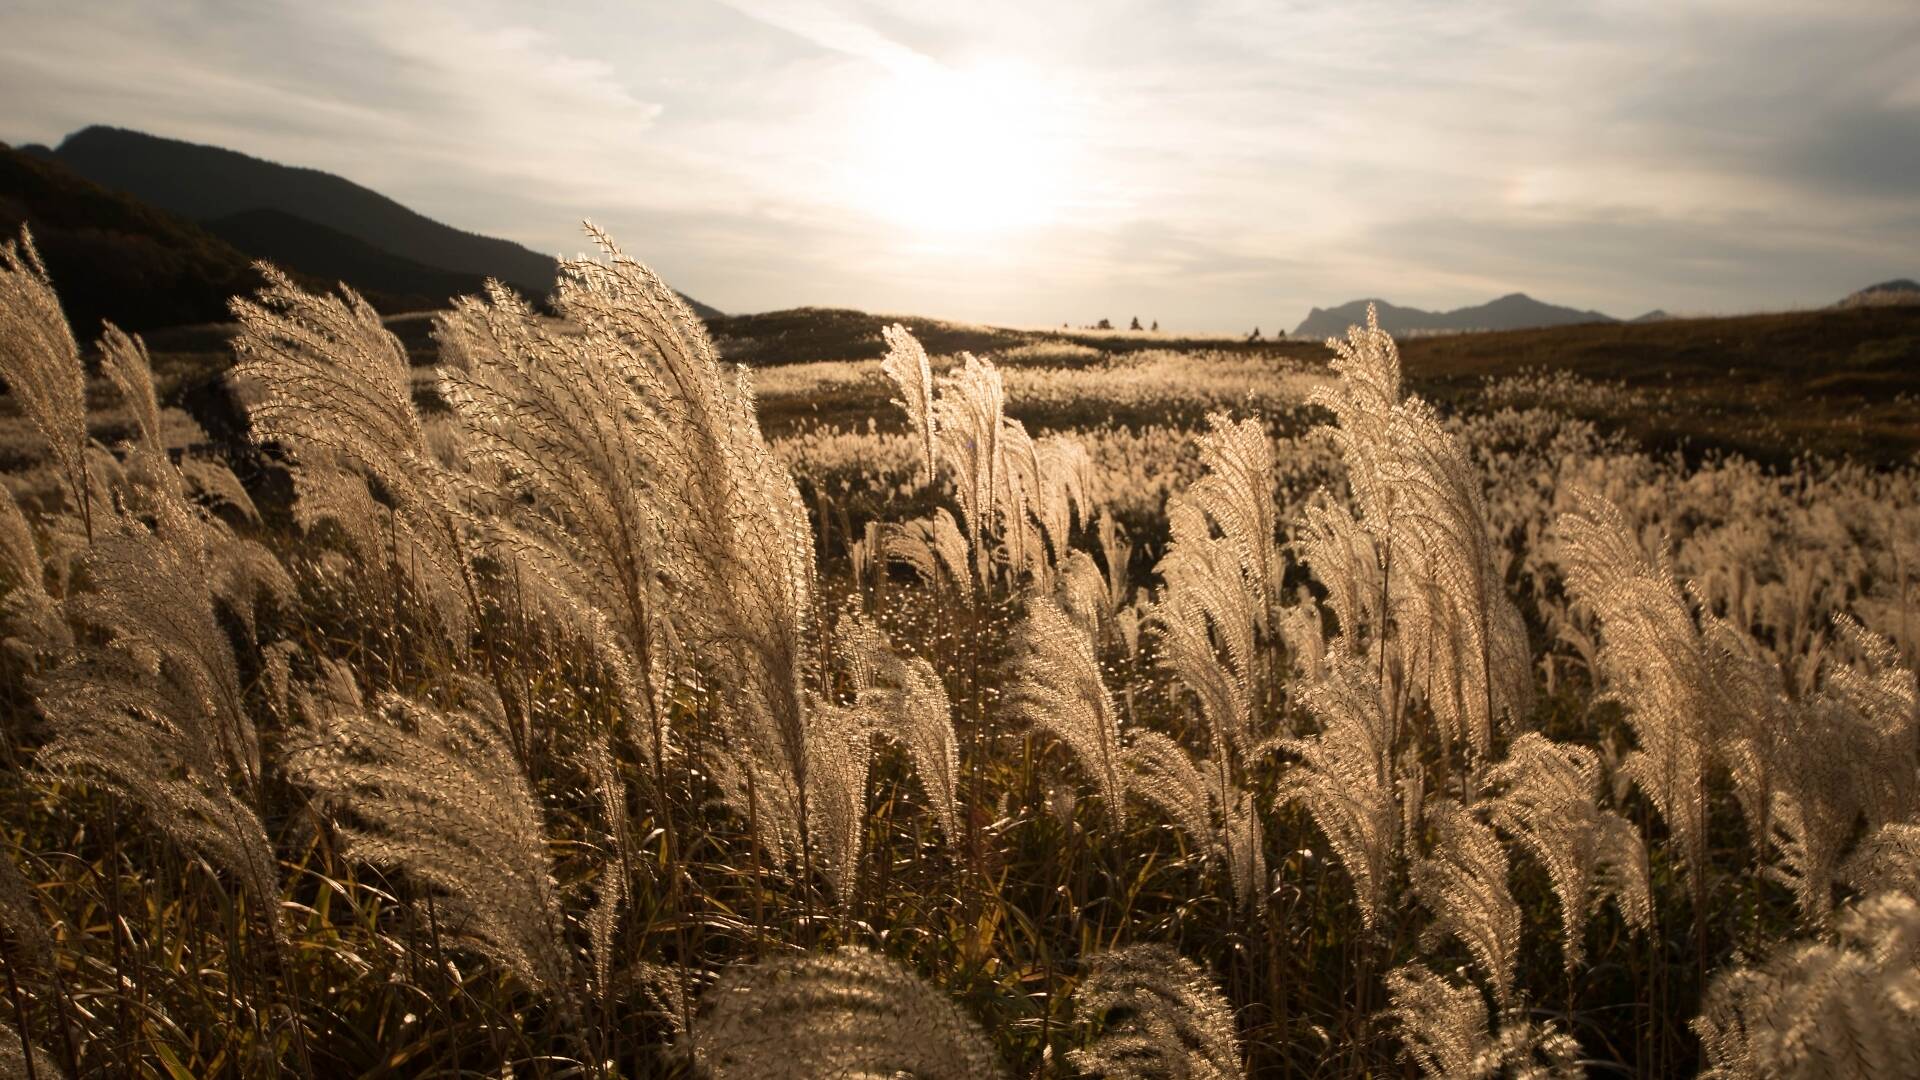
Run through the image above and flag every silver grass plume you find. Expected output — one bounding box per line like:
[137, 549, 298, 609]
[1097, 510, 1132, 613]
[1030, 434, 1097, 572]
[1845, 822, 1920, 899]
[1275, 650, 1398, 928]
[1555, 487, 1713, 885]
[1305, 305, 1530, 759]
[231, 265, 476, 642]
[689, 947, 1002, 1080]
[562, 226, 817, 853]
[1711, 613, 1919, 921]
[1067, 943, 1241, 1080]
[283, 665, 571, 993]
[95, 325, 166, 471]
[1413, 799, 1522, 1006]
[445, 227, 817, 856]
[36, 492, 283, 938]
[1824, 614, 1919, 826]
[842, 615, 963, 846]
[1378, 396, 1532, 759]
[1211, 774, 1267, 912]
[1381, 962, 1582, 1080]
[1481, 733, 1650, 969]
[882, 323, 938, 488]
[0, 229, 89, 526]
[435, 283, 678, 759]
[1296, 497, 1383, 656]
[1124, 729, 1217, 850]
[1059, 550, 1112, 638]
[932, 350, 1006, 587]
[1694, 890, 1920, 1079]
[1311, 304, 1403, 534]
[581, 733, 631, 997]
[1155, 495, 1259, 766]
[803, 700, 877, 902]
[886, 508, 974, 600]
[1122, 729, 1266, 910]
[0, 481, 67, 657]
[1009, 595, 1128, 823]
[1186, 412, 1283, 625]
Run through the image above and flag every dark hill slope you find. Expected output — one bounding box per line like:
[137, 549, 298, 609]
[41, 126, 558, 295]
[204, 208, 491, 310]
[0, 142, 267, 335]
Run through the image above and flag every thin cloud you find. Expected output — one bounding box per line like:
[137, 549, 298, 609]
[3, 0, 1917, 328]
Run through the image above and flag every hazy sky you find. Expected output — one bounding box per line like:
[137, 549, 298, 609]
[6, 0, 1920, 330]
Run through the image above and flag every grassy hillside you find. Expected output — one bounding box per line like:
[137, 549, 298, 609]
[1399, 304, 1920, 464]
[40, 126, 560, 294]
[0, 142, 267, 335]
[204, 207, 493, 309]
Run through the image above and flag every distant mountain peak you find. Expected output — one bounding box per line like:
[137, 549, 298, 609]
[1293, 292, 1616, 339]
[1836, 279, 1920, 309]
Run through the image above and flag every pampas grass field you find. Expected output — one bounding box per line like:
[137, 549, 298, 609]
[2, 221, 1918, 1078]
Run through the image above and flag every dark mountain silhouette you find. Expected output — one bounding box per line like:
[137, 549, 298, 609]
[0, 141, 270, 335]
[204, 208, 492, 310]
[1836, 279, 1920, 309]
[22, 126, 722, 321]
[1294, 292, 1616, 339]
[1630, 309, 1674, 323]
[36, 126, 560, 295]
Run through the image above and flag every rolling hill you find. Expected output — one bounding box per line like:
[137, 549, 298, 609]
[0, 141, 270, 335]
[26, 126, 723, 320]
[203, 207, 492, 310]
[29, 126, 559, 296]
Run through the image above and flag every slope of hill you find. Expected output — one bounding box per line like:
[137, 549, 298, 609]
[34, 126, 559, 295]
[204, 208, 492, 310]
[29, 126, 725, 320]
[1836, 279, 1920, 308]
[1400, 304, 1920, 464]
[0, 142, 268, 336]
[1294, 292, 1616, 339]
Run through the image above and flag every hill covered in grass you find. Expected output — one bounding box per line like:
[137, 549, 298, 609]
[0, 142, 268, 336]
[24, 125, 724, 321]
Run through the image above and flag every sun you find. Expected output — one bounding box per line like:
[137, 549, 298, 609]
[844, 59, 1077, 238]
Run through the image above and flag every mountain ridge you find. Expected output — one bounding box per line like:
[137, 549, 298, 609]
[1294, 292, 1617, 339]
[21, 125, 722, 321]
[37, 126, 560, 295]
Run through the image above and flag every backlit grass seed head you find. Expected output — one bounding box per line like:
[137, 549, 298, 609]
[1277, 650, 1398, 928]
[1556, 487, 1713, 885]
[1482, 732, 1651, 969]
[1010, 594, 1128, 824]
[0, 228, 89, 519]
[690, 947, 1002, 1080]
[1068, 943, 1242, 1080]
[1413, 799, 1522, 1007]
[1382, 962, 1582, 1080]
[1694, 890, 1920, 1080]
[284, 666, 571, 993]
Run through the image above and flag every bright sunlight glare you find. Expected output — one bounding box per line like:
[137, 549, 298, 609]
[844, 60, 1079, 239]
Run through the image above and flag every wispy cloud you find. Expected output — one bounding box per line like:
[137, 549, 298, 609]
[4, 0, 1917, 328]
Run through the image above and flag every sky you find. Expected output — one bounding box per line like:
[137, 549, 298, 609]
[5, 0, 1920, 331]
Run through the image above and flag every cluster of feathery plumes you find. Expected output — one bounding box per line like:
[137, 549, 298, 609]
[2, 229, 293, 955]
[678, 943, 1239, 1080]
[10, 219, 1920, 1077]
[879, 325, 1099, 591]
